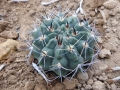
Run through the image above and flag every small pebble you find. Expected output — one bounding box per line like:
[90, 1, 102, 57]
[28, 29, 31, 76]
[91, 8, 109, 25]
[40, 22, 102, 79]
[85, 85, 92, 90]
[92, 81, 105, 90]
[77, 72, 89, 83]
[83, 83, 86, 88]
[77, 83, 82, 88]
[87, 79, 94, 85]
[99, 48, 111, 58]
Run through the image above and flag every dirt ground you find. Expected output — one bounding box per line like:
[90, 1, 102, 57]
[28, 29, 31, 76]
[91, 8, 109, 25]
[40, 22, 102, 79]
[0, 0, 120, 90]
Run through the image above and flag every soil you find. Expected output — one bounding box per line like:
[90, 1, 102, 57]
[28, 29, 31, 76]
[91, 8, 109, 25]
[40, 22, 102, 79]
[0, 0, 120, 90]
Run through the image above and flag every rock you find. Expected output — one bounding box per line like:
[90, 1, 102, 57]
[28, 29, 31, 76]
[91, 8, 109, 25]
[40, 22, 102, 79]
[83, 83, 87, 87]
[103, 9, 109, 19]
[13, 16, 19, 22]
[90, 11, 96, 17]
[93, 77, 97, 82]
[99, 73, 108, 81]
[29, 10, 36, 16]
[0, 39, 19, 60]
[77, 72, 89, 83]
[0, 20, 8, 32]
[97, 9, 109, 20]
[24, 81, 35, 90]
[77, 83, 82, 88]
[111, 19, 118, 26]
[52, 83, 66, 90]
[85, 85, 92, 90]
[63, 78, 78, 90]
[34, 84, 47, 90]
[0, 30, 18, 39]
[87, 79, 94, 85]
[91, 61, 108, 75]
[97, 37, 103, 44]
[103, 0, 117, 9]
[112, 29, 117, 33]
[92, 81, 105, 90]
[111, 84, 117, 90]
[99, 48, 111, 58]
[99, 75, 108, 81]
[101, 6, 105, 10]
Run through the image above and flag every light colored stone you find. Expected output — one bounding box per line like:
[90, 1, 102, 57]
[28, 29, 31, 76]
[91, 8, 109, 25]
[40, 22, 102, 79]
[77, 83, 82, 88]
[29, 10, 36, 16]
[77, 72, 89, 83]
[101, 6, 105, 10]
[13, 16, 19, 22]
[97, 9, 109, 20]
[83, 83, 87, 87]
[112, 29, 117, 33]
[25, 81, 35, 90]
[85, 85, 92, 90]
[99, 75, 108, 81]
[0, 39, 19, 60]
[103, 0, 117, 9]
[111, 84, 117, 90]
[92, 81, 105, 90]
[103, 9, 109, 19]
[87, 79, 94, 85]
[90, 11, 95, 17]
[63, 78, 78, 90]
[99, 48, 111, 58]
[97, 37, 103, 44]
[93, 77, 97, 82]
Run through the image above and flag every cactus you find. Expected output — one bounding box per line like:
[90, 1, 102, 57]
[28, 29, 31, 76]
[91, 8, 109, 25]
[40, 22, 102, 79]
[30, 11, 99, 82]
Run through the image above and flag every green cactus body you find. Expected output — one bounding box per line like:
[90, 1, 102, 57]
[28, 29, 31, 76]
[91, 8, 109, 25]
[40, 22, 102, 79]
[31, 12, 98, 77]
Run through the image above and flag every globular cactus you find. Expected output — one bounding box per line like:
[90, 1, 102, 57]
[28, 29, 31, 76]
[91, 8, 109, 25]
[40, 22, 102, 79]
[30, 11, 99, 81]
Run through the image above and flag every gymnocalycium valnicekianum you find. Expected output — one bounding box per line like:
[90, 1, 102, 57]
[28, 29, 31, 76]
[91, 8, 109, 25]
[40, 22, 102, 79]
[29, 10, 100, 82]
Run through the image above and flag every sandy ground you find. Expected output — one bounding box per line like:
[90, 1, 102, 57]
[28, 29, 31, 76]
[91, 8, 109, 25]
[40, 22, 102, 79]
[0, 0, 120, 90]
